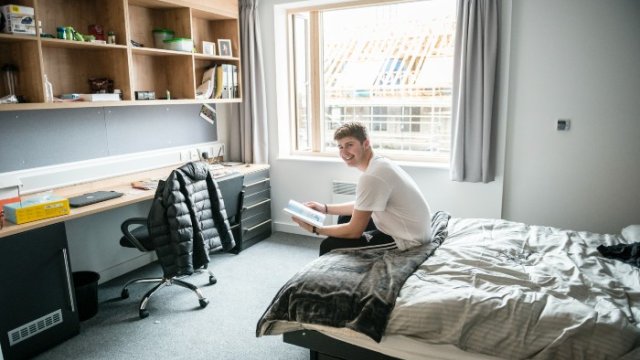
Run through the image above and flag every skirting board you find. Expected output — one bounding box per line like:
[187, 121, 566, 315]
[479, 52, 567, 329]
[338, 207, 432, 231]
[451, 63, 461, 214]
[273, 221, 322, 238]
[98, 252, 157, 284]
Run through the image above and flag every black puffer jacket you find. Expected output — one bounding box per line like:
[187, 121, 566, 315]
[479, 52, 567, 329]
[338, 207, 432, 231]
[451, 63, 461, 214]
[148, 161, 235, 278]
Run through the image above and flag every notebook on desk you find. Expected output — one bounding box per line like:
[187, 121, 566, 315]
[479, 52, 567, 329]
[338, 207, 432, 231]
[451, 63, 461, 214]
[68, 191, 124, 208]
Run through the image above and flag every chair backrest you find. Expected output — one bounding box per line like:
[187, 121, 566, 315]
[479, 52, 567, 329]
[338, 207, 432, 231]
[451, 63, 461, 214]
[216, 173, 244, 226]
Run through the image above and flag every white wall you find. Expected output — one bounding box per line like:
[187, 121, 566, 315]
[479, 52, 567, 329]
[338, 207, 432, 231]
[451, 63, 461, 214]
[260, 0, 639, 236]
[503, 0, 640, 234]
[260, 0, 510, 235]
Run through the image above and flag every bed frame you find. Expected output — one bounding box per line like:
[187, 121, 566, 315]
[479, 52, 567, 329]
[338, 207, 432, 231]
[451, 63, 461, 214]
[283, 330, 400, 360]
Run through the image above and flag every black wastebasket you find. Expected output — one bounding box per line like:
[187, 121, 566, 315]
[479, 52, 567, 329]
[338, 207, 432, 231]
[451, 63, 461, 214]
[73, 271, 100, 321]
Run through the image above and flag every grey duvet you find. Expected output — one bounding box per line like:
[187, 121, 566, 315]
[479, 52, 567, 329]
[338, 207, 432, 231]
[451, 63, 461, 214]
[256, 211, 450, 342]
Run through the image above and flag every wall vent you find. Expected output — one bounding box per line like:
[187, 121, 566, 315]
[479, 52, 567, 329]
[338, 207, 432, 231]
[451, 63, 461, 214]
[8, 309, 63, 346]
[330, 181, 356, 224]
[332, 180, 357, 196]
[331, 181, 356, 202]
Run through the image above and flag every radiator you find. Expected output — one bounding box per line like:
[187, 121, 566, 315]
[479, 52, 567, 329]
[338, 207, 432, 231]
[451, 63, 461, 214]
[330, 181, 356, 224]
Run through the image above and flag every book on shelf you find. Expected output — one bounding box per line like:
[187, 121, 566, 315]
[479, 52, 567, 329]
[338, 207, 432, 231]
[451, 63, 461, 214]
[209, 64, 238, 99]
[79, 93, 121, 102]
[214, 65, 224, 99]
[283, 199, 326, 227]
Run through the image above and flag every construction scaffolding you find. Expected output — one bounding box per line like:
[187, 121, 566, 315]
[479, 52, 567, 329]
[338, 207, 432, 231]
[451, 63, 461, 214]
[321, 8, 456, 157]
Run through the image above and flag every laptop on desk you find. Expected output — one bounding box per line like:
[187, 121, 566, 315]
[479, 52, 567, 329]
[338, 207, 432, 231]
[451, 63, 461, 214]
[68, 191, 124, 208]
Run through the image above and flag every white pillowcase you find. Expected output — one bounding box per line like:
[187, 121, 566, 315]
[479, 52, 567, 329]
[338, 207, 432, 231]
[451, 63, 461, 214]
[621, 225, 640, 242]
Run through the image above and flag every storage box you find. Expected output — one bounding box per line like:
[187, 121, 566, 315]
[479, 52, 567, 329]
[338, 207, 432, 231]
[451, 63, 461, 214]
[152, 28, 174, 48]
[163, 38, 193, 52]
[1, 4, 36, 35]
[3, 194, 70, 224]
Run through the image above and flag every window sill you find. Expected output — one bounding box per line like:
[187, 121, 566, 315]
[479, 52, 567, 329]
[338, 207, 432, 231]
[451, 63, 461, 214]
[277, 154, 450, 171]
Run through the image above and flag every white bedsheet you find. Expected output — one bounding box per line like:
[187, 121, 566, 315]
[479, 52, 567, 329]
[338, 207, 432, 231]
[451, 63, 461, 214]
[385, 218, 640, 359]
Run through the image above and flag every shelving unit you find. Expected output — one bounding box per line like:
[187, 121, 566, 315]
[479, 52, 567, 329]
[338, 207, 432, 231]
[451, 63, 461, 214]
[0, 0, 241, 111]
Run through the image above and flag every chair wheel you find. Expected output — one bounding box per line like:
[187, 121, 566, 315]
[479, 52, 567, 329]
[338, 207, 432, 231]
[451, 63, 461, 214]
[209, 275, 217, 285]
[139, 309, 149, 319]
[121, 288, 129, 299]
[199, 298, 209, 308]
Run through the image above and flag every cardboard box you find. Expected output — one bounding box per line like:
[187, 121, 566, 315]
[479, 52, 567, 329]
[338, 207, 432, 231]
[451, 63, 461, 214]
[1, 4, 36, 35]
[3, 194, 70, 224]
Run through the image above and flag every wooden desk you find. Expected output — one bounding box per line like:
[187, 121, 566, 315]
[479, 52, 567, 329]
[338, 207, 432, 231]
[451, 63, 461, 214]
[0, 163, 269, 239]
[0, 162, 270, 359]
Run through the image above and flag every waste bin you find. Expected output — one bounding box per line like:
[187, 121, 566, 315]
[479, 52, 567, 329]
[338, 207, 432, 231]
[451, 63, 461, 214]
[73, 271, 100, 321]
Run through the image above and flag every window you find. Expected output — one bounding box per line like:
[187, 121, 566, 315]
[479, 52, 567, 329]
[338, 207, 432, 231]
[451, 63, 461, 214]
[287, 0, 456, 162]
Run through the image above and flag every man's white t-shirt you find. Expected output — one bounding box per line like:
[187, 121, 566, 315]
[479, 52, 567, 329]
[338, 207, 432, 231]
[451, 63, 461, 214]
[355, 156, 431, 250]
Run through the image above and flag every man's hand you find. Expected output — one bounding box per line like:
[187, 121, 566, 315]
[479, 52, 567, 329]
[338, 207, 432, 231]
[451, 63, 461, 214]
[303, 201, 326, 214]
[292, 216, 315, 234]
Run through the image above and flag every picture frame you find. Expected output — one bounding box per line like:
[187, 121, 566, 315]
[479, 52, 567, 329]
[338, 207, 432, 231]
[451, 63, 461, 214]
[217, 39, 232, 57]
[199, 103, 216, 125]
[202, 41, 216, 56]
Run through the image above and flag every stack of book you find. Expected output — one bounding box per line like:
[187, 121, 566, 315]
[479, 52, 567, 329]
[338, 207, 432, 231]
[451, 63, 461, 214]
[201, 64, 238, 99]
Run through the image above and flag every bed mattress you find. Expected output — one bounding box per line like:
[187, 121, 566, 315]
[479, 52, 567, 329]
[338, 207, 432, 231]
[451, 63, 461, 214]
[260, 217, 640, 359]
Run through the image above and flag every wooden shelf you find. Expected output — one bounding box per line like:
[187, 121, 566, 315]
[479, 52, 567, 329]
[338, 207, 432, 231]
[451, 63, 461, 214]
[0, 33, 38, 43]
[131, 46, 195, 57]
[40, 38, 128, 50]
[0, 0, 242, 111]
[193, 53, 240, 62]
[0, 97, 241, 111]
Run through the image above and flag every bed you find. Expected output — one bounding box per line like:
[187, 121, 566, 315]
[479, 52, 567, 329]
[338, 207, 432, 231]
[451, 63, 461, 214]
[256, 212, 640, 359]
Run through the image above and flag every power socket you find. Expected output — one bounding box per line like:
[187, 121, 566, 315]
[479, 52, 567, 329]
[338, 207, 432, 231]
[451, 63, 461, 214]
[557, 119, 570, 131]
[180, 150, 190, 161]
[189, 149, 200, 161]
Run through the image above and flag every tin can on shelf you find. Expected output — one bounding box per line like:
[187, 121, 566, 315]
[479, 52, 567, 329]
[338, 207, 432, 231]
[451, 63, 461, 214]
[56, 26, 66, 39]
[107, 31, 116, 44]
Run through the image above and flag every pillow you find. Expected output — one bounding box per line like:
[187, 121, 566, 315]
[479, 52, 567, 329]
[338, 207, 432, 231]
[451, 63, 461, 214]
[621, 225, 640, 242]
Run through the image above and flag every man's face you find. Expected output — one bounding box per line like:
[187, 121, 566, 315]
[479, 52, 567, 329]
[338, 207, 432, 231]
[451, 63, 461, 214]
[337, 136, 369, 168]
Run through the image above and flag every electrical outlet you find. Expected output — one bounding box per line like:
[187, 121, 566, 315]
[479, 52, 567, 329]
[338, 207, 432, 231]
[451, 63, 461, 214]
[180, 150, 190, 161]
[189, 149, 200, 161]
[557, 119, 570, 131]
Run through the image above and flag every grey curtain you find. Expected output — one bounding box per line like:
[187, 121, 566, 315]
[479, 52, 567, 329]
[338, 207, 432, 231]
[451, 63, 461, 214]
[231, 0, 268, 164]
[450, 0, 498, 182]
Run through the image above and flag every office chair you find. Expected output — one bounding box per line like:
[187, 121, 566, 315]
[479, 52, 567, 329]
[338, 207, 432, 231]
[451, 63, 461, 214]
[118, 173, 245, 319]
[119, 219, 210, 319]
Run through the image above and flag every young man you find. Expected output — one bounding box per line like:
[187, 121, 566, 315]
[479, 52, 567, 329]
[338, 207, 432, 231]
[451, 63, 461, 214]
[291, 122, 432, 255]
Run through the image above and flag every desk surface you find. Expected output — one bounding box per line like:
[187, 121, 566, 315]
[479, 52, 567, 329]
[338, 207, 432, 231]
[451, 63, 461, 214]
[0, 163, 269, 238]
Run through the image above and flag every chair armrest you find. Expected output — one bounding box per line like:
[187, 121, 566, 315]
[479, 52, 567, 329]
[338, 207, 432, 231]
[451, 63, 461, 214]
[121, 217, 149, 252]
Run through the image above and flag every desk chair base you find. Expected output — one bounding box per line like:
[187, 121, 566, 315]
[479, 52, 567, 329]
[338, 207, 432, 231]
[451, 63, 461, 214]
[201, 265, 217, 285]
[121, 277, 209, 319]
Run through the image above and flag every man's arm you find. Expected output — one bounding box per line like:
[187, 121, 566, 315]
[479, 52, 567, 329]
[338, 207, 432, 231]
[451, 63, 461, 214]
[293, 208, 372, 239]
[304, 201, 354, 216]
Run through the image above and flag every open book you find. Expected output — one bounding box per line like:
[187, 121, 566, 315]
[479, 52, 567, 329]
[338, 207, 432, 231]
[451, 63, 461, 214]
[283, 199, 326, 227]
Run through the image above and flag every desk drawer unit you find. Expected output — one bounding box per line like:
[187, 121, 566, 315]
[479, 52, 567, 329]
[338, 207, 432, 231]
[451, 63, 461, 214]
[234, 168, 272, 253]
[0, 223, 80, 359]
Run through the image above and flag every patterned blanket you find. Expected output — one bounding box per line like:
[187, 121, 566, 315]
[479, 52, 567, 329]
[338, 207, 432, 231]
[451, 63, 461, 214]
[256, 211, 450, 342]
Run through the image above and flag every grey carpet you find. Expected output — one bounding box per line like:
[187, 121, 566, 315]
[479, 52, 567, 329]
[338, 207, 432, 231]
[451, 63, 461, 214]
[34, 232, 321, 360]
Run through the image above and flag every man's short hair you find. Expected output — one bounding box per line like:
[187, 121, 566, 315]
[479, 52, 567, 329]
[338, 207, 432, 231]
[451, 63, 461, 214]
[333, 122, 369, 143]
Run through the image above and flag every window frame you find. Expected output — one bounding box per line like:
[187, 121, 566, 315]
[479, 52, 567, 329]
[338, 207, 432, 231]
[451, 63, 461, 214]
[285, 0, 453, 164]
